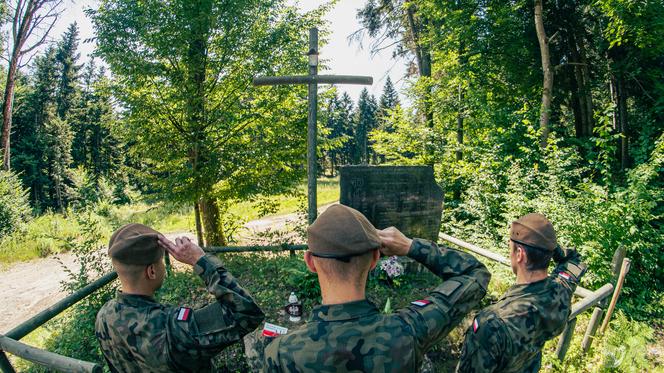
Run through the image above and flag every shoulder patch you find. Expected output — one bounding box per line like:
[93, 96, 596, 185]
[558, 271, 572, 281]
[176, 307, 192, 321]
[473, 318, 479, 333]
[262, 322, 288, 337]
[411, 299, 432, 307]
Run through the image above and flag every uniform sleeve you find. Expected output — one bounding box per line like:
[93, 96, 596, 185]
[550, 248, 587, 294]
[166, 254, 265, 362]
[456, 316, 507, 373]
[263, 336, 283, 372]
[399, 239, 491, 352]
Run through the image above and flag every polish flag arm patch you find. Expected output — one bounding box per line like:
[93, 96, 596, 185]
[262, 322, 288, 337]
[558, 272, 572, 281]
[473, 318, 479, 333]
[176, 307, 192, 321]
[411, 299, 432, 307]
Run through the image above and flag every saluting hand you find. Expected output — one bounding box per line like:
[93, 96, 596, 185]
[378, 227, 413, 257]
[158, 235, 205, 266]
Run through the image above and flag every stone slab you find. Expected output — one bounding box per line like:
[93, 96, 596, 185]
[339, 165, 443, 242]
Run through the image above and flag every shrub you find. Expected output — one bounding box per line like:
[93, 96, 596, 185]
[0, 170, 31, 237]
[446, 134, 664, 320]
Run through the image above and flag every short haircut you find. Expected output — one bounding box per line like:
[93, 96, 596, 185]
[513, 241, 552, 271]
[313, 249, 376, 287]
[112, 253, 162, 284]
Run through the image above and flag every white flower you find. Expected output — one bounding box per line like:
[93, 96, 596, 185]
[380, 256, 404, 278]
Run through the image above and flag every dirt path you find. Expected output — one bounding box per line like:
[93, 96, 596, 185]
[0, 204, 335, 333]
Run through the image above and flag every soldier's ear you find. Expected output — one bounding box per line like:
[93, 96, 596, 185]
[516, 245, 527, 264]
[304, 252, 318, 273]
[145, 263, 158, 280]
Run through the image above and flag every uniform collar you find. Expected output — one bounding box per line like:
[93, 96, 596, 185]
[115, 291, 158, 307]
[310, 299, 379, 322]
[500, 277, 552, 301]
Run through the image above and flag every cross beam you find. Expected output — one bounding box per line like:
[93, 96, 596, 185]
[253, 27, 372, 225]
[253, 75, 373, 86]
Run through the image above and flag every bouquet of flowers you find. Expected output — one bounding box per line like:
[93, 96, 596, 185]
[378, 256, 404, 287]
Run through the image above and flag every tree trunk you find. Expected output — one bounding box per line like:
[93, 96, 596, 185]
[1, 49, 20, 171]
[577, 38, 595, 137]
[199, 197, 226, 246]
[405, 1, 434, 132]
[615, 76, 628, 170]
[534, 0, 553, 148]
[194, 200, 204, 246]
[568, 34, 588, 138]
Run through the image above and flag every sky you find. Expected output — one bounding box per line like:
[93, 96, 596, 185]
[43, 0, 407, 103]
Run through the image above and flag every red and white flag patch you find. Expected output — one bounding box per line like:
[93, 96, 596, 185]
[411, 299, 432, 307]
[558, 272, 572, 281]
[176, 307, 191, 321]
[473, 318, 479, 333]
[262, 322, 288, 337]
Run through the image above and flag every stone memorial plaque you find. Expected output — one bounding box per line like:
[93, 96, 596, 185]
[339, 165, 444, 242]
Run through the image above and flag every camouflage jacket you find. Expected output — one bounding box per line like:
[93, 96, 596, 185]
[95, 254, 264, 373]
[456, 249, 587, 373]
[263, 239, 491, 372]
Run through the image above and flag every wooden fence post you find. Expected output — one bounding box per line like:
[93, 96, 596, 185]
[556, 317, 577, 360]
[581, 307, 604, 353]
[600, 258, 630, 334]
[0, 352, 16, 373]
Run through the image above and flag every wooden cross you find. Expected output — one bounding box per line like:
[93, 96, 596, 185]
[254, 28, 373, 225]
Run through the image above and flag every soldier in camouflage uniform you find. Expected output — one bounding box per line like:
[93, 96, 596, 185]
[263, 204, 491, 372]
[95, 223, 264, 372]
[456, 213, 587, 373]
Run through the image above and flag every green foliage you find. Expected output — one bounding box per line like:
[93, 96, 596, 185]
[446, 133, 664, 320]
[283, 258, 321, 300]
[0, 212, 81, 264]
[370, 105, 434, 165]
[600, 312, 656, 372]
[11, 24, 126, 213]
[0, 170, 31, 237]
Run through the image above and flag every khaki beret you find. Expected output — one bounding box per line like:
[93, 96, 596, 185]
[510, 213, 557, 252]
[307, 204, 380, 261]
[108, 223, 164, 265]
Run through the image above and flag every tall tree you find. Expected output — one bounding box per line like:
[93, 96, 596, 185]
[70, 60, 122, 180]
[54, 22, 81, 119]
[378, 76, 399, 121]
[355, 88, 377, 164]
[90, 0, 322, 245]
[11, 47, 58, 209]
[534, 0, 553, 148]
[1, 0, 62, 170]
[356, 0, 434, 130]
[321, 91, 344, 175]
[338, 92, 356, 165]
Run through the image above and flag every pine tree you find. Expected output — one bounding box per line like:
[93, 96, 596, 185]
[378, 76, 400, 128]
[322, 92, 343, 175]
[11, 48, 59, 209]
[43, 111, 74, 212]
[355, 89, 378, 164]
[338, 92, 356, 165]
[55, 23, 81, 120]
[71, 60, 122, 181]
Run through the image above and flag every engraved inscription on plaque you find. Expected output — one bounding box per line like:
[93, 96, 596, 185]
[339, 165, 444, 242]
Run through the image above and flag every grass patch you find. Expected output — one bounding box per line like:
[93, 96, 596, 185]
[0, 178, 340, 266]
[0, 212, 82, 266]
